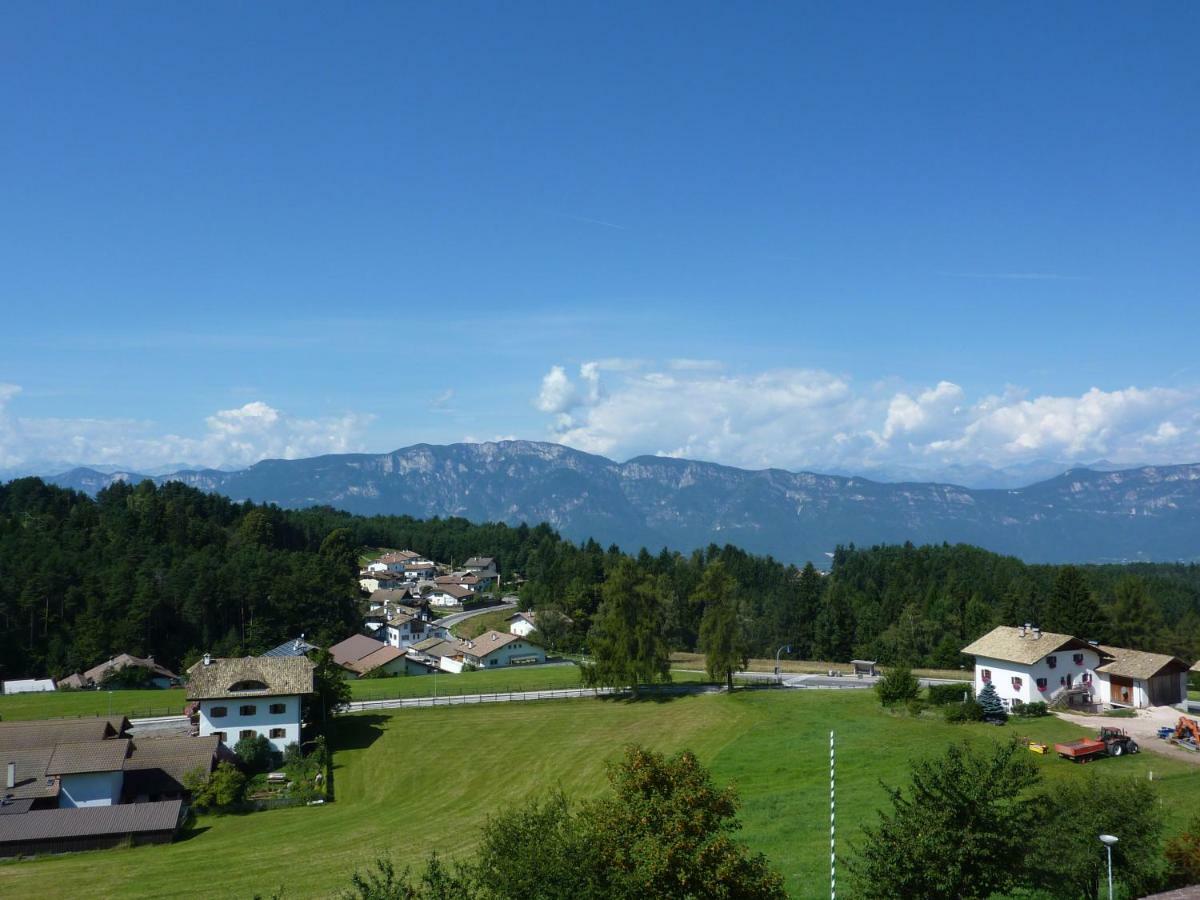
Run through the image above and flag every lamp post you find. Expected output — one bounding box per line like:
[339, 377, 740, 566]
[775, 645, 791, 685]
[1099, 833, 1118, 900]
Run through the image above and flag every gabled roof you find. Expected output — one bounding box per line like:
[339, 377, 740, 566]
[46, 739, 132, 775]
[961, 626, 1100, 666]
[185, 656, 314, 700]
[0, 717, 129, 751]
[1096, 645, 1190, 681]
[463, 557, 495, 568]
[432, 584, 473, 599]
[328, 634, 388, 666]
[2, 746, 59, 800]
[345, 645, 405, 675]
[123, 735, 222, 790]
[457, 630, 521, 660]
[0, 799, 183, 843]
[83, 653, 177, 684]
[507, 611, 536, 624]
[409, 637, 458, 657]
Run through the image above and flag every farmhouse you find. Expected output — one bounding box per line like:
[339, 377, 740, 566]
[427, 584, 474, 607]
[0, 717, 218, 857]
[462, 557, 499, 583]
[79, 653, 179, 689]
[963, 625, 1189, 710]
[186, 654, 314, 753]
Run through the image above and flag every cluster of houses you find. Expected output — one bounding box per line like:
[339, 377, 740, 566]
[359, 551, 499, 608]
[964, 624, 1196, 711]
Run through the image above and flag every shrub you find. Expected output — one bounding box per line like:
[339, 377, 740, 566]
[928, 683, 973, 706]
[234, 734, 278, 774]
[184, 762, 247, 809]
[944, 700, 985, 723]
[875, 666, 920, 706]
[904, 698, 927, 717]
[1013, 701, 1048, 718]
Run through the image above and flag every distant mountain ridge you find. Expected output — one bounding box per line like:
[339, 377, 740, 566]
[41, 441, 1200, 564]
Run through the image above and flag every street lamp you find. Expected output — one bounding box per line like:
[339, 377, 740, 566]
[1099, 834, 1118, 900]
[775, 645, 791, 685]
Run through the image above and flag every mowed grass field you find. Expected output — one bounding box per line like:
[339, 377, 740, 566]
[3, 689, 1198, 899]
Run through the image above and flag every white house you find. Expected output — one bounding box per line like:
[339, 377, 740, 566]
[963, 625, 1189, 710]
[46, 739, 131, 807]
[427, 584, 474, 607]
[462, 557, 499, 583]
[457, 631, 545, 668]
[507, 611, 538, 637]
[186, 655, 314, 754]
[385, 613, 449, 649]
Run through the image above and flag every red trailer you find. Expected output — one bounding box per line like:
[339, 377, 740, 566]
[1054, 737, 1107, 762]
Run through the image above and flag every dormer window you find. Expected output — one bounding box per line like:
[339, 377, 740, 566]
[1047, 656, 1057, 669]
[228, 679, 269, 692]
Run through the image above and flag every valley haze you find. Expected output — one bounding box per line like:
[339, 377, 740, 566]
[40, 440, 1200, 566]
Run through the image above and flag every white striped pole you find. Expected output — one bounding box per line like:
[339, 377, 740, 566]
[830, 730, 836, 900]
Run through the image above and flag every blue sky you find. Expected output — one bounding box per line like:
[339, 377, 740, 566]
[1, 2, 1198, 483]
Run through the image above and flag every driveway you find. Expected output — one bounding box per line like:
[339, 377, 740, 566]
[1055, 706, 1200, 765]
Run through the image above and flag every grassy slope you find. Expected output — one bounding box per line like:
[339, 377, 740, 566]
[451, 608, 516, 640]
[3, 690, 1197, 899]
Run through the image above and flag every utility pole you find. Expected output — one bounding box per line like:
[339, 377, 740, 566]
[830, 730, 837, 900]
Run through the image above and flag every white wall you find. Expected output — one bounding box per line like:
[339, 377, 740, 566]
[509, 619, 536, 637]
[197, 694, 302, 753]
[59, 771, 123, 808]
[974, 647, 1103, 707]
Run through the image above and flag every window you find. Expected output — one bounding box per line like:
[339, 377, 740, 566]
[981, 669, 991, 683]
[228, 679, 269, 692]
[269, 703, 286, 715]
[239, 704, 257, 716]
[1073, 653, 1084, 666]
[1082, 672, 1092, 685]
[213, 731, 227, 742]
[1047, 656, 1057, 669]
[1036, 677, 1048, 691]
[210, 706, 227, 718]
[269, 728, 286, 739]
[1011, 676, 1023, 690]
[239, 729, 256, 740]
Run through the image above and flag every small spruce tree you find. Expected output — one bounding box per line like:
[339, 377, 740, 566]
[978, 681, 1007, 722]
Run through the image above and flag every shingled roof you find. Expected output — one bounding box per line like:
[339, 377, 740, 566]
[45, 739, 131, 775]
[82, 653, 177, 685]
[185, 656, 314, 700]
[457, 630, 520, 660]
[961, 626, 1100, 666]
[328, 634, 388, 667]
[344, 645, 404, 675]
[1096, 645, 1190, 681]
[122, 735, 222, 796]
[0, 717, 129, 751]
[0, 799, 183, 844]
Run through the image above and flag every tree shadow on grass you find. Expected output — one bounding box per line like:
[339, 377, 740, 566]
[329, 714, 389, 753]
[596, 685, 720, 705]
[175, 824, 210, 843]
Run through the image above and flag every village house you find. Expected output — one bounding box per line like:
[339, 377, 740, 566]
[186, 655, 314, 753]
[507, 611, 538, 637]
[359, 569, 406, 593]
[427, 583, 474, 607]
[457, 630, 545, 669]
[329, 633, 435, 677]
[60, 653, 179, 690]
[962, 624, 1189, 710]
[406, 637, 465, 673]
[461, 556, 499, 584]
[385, 612, 449, 649]
[435, 572, 483, 593]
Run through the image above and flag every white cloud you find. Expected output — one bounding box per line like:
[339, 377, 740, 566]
[0, 388, 373, 473]
[531, 363, 1200, 478]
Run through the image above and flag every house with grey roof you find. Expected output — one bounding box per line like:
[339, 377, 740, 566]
[186, 654, 314, 753]
[962, 624, 1190, 710]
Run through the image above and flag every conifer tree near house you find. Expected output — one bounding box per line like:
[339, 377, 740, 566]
[978, 681, 1006, 721]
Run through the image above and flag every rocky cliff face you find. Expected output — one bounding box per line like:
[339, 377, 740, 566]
[45, 441, 1200, 564]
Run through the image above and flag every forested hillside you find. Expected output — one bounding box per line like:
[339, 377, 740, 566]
[4, 477, 1200, 681]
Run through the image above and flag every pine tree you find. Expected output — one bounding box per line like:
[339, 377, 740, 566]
[1108, 576, 1164, 650]
[1042, 566, 1106, 640]
[583, 559, 671, 695]
[978, 681, 1006, 722]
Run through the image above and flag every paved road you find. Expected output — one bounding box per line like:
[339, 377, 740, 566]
[437, 599, 517, 631]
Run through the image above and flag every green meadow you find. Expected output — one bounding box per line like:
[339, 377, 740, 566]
[2, 689, 1196, 899]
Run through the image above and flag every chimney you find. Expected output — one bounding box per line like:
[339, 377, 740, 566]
[492, 632, 498, 641]
[1018, 624, 1026, 637]
[203, 652, 211, 666]
[1032, 626, 1041, 639]
[6, 762, 15, 790]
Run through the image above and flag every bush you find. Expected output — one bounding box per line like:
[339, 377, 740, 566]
[234, 734, 278, 774]
[944, 700, 985, 723]
[928, 683, 973, 706]
[875, 666, 921, 706]
[1013, 701, 1048, 718]
[905, 698, 927, 717]
[184, 762, 247, 809]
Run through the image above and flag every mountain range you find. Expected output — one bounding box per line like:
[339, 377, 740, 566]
[39, 440, 1200, 565]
